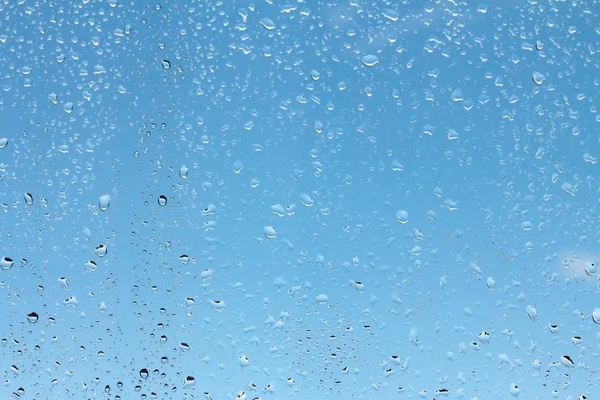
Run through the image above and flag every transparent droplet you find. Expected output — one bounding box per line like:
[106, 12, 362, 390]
[94, 244, 108, 257]
[362, 54, 379, 67]
[58, 277, 70, 290]
[107, 0, 118, 7]
[98, 194, 111, 211]
[526, 305, 538, 321]
[179, 254, 190, 265]
[63, 102, 74, 114]
[0, 138, 9, 149]
[161, 60, 171, 70]
[382, 9, 399, 21]
[27, 312, 39, 323]
[532, 71, 545, 85]
[584, 262, 596, 276]
[310, 70, 320, 80]
[139, 368, 149, 379]
[201, 204, 216, 216]
[560, 355, 574, 368]
[183, 376, 196, 389]
[259, 17, 276, 30]
[158, 195, 167, 206]
[232, 160, 243, 174]
[209, 299, 226, 311]
[238, 355, 250, 367]
[396, 210, 409, 224]
[263, 226, 277, 239]
[592, 308, 600, 324]
[314, 120, 323, 134]
[316, 294, 328, 304]
[179, 342, 190, 352]
[24, 193, 33, 205]
[535, 40, 544, 50]
[0, 256, 14, 270]
[179, 165, 189, 179]
[85, 260, 98, 272]
[300, 193, 314, 207]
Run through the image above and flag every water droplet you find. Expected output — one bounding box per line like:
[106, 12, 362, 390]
[526, 305, 538, 321]
[584, 262, 596, 276]
[232, 160, 243, 174]
[1, 256, 14, 270]
[535, 40, 544, 50]
[0, 138, 8, 149]
[107, 0, 118, 7]
[179, 165, 189, 179]
[560, 355, 574, 368]
[310, 70, 320, 80]
[263, 226, 277, 239]
[158, 195, 167, 206]
[238, 355, 250, 367]
[161, 59, 171, 70]
[592, 308, 600, 324]
[179, 342, 190, 352]
[316, 294, 328, 304]
[179, 254, 190, 265]
[396, 210, 409, 224]
[98, 194, 111, 211]
[532, 71, 545, 85]
[201, 204, 216, 216]
[84, 260, 98, 272]
[139, 368, 149, 379]
[27, 312, 39, 323]
[259, 17, 276, 30]
[300, 193, 314, 207]
[314, 120, 323, 134]
[94, 244, 108, 257]
[209, 299, 226, 311]
[24, 193, 33, 205]
[58, 277, 70, 290]
[183, 376, 196, 389]
[362, 54, 379, 67]
[382, 9, 399, 21]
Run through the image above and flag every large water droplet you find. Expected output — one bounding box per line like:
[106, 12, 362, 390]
[532, 71, 545, 85]
[362, 54, 379, 67]
[161, 59, 171, 70]
[139, 368, 149, 379]
[209, 299, 226, 311]
[0, 138, 8, 149]
[98, 194, 111, 211]
[27, 312, 39, 323]
[183, 376, 196, 389]
[259, 17, 276, 30]
[158, 195, 167, 206]
[264, 226, 277, 239]
[94, 244, 108, 257]
[58, 277, 70, 290]
[316, 294, 328, 304]
[179, 254, 190, 265]
[232, 160, 243, 174]
[179, 165, 189, 179]
[24, 193, 33, 205]
[592, 308, 600, 324]
[1, 256, 14, 270]
[396, 210, 409, 224]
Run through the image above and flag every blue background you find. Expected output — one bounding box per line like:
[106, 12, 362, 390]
[1, 0, 599, 399]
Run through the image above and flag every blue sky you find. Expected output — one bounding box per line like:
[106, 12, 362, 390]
[1, 0, 599, 399]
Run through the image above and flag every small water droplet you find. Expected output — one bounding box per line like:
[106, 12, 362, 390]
[1, 256, 14, 270]
[232, 160, 243, 174]
[139, 368, 149, 379]
[179, 165, 189, 179]
[158, 195, 167, 206]
[183, 376, 196, 389]
[314, 120, 323, 134]
[161, 59, 171, 70]
[396, 210, 409, 224]
[0, 138, 9, 149]
[98, 194, 111, 211]
[382, 9, 399, 21]
[58, 277, 70, 290]
[362, 54, 379, 67]
[85, 260, 98, 272]
[310, 70, 320, 80]
[259, 17, 276, 30]
[263, 226, 277, 239]
[179, 254, 190, 265]
[535, 40, 544, 50]
[592, 308, 600, 324]
[532, 71, 545, 85]
[27, 312, 39, 323]
[316, 294, 328, 304]
[94, 244, 108, 257]
[24, 193, 33, 205]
